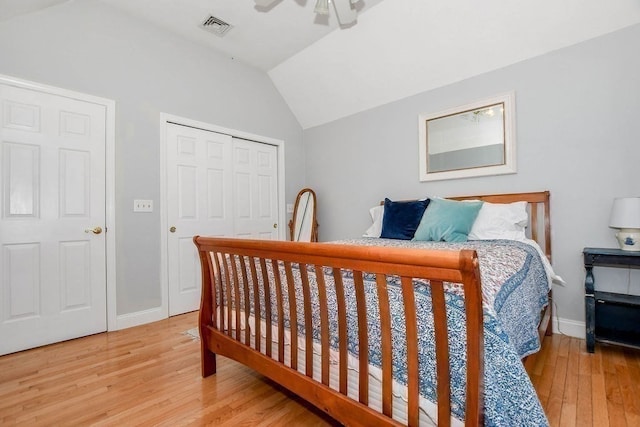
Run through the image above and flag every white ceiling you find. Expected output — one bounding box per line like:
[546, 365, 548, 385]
[97, 0, 387, 71]
[269, 0, 640, 128]
[3, 0, 640, 129]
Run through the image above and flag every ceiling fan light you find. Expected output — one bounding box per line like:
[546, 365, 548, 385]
[314, 0, 330, 15]
[332, 0, 357, 25]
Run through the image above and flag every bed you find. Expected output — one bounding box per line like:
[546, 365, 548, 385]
[194, 191, 554, 426]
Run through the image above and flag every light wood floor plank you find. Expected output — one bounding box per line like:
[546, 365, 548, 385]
[575, 373, 593, 427]
[3, 313, 640, 427]
[536, 333, 560, 404]
[601, 345, 627, 426]
[575, 340, 593, 427]
[546, 353, 568, 426]
[558, 338, 579, 427]
[622, 349, 640, 427]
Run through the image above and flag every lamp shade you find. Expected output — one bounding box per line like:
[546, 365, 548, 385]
[609, 197, 640, 228]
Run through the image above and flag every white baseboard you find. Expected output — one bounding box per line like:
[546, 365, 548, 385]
[113, 307, 167, 331]
[552, 316, 586, 339]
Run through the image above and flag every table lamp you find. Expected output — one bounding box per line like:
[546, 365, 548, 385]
[609, 197, 640, 251]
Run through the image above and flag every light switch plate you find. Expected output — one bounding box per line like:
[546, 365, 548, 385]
[134, 199, 153, 212]
[287, 203, 294, 214]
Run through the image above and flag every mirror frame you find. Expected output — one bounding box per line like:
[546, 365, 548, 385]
[418, 91, 516, 182]
[288, 188, 319, 242]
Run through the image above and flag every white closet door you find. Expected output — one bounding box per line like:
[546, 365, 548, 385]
[166, 124, 233, 316]
[232, 138, 279, 240]
[0, 83, 107, 355]
[166, 125, 280, 316]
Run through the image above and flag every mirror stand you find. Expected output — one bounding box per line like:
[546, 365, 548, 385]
[288, 188, 319, 242]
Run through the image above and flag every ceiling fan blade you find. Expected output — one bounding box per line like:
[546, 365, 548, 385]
[333, 0, 357, 25]
[254, 0, 279, 6]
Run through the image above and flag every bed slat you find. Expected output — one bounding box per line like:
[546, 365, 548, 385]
[315, 265, 331, 387]
[239, 256, 251, 345]
[231, 255, 242, 341]
[209, 252, 219, 330]
[530, 205, 539, 244]
[272, 259, 285, 363]
[248, 257, 261, 353]
[401, 276, 420, 426]
[376, 274, 393, 418]
[431, 281, 451, 427]
[333, 267, 349, 395]
[353, 271, 369, 405]
[222, 253, 232, 336]
[260, 258, 272, 358]
[299, 264, 314, 377]
[284, 261, 298, 370]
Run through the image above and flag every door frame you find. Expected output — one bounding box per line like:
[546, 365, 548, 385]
[0, 73, 117, 331]
[159, 113, 285, 318]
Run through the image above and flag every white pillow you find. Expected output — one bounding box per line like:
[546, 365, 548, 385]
[468, 201, 528, 241]
[363, 205, 384, 237]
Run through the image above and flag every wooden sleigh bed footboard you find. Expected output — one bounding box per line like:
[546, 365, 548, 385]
[194, 236, 485, 427]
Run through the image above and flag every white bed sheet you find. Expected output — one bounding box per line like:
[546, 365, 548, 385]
[218, 307, 463, 426]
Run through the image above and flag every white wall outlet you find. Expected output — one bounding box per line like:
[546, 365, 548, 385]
[134, 199, 153, 212]
[286, 203, 294, 214]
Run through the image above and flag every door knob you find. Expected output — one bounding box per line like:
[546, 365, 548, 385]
[273, 223, 277, 229]
[85, 226, 102, 235]
[170, 226, 176, 233]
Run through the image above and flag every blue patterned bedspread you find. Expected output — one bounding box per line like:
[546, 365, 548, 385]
[226, 238, 550, 426]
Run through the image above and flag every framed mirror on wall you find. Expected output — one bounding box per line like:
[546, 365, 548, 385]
[418, 91, 516, 182]
[289, 188, 319, 242]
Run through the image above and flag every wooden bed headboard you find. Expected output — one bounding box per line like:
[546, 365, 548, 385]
[449, 191, 551, 262]
[382, 191, 551, 262]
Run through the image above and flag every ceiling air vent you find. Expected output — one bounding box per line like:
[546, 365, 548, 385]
[200, 15, 233, 37]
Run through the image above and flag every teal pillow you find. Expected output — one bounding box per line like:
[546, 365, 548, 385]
[412, 198, 483, 243]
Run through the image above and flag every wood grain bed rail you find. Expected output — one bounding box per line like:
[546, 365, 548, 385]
[194, 237, 485, 427]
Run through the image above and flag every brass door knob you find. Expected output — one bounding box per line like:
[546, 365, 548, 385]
[169, 226, 176, 233]
[84, 226, 102, 235]
[273, 223, 277, 229]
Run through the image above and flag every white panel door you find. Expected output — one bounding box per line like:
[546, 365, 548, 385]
[0, 83, 107, 356]
[166, 124, 233, 316]
[166, 125, 280, 316]
[232, 138, 279, 240]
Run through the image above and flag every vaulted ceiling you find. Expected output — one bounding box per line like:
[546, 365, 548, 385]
[3, 0, 640, 129]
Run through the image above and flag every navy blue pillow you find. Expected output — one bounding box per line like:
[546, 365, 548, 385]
[380, 198, 430, 240]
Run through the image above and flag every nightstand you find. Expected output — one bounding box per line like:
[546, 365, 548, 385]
[583, 247, 640, 353]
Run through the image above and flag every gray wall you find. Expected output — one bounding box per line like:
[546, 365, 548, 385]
[0, 2, 305, 316]
[304, 24, 640, 326]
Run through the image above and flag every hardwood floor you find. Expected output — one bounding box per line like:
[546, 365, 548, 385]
[524, 332, 640, 427]
[1, 312, 639, 426]
[0, 312, 335, 426]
